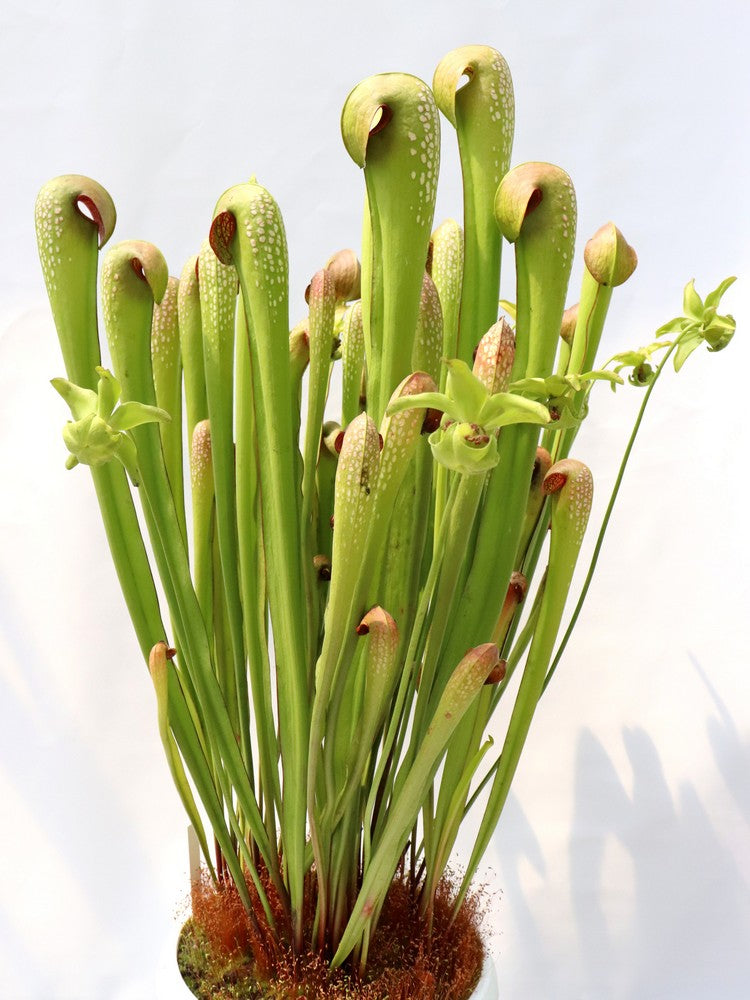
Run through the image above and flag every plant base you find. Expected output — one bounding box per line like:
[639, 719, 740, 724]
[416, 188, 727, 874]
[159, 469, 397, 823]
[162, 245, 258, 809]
[177, 873, 488, 1000]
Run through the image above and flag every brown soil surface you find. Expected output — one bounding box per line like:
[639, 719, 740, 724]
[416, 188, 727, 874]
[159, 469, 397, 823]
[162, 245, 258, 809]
[178, 871, 488, 999]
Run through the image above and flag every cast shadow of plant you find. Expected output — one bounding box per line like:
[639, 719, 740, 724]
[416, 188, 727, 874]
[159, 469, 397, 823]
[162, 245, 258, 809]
[486, 790, 548, 966]
[690, 652, 750, 828]
[488, 652, 750, 1000]
[571, 715, 750, 999]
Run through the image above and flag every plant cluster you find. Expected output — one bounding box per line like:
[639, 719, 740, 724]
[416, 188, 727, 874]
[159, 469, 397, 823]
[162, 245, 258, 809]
[36, 43, 734, 995]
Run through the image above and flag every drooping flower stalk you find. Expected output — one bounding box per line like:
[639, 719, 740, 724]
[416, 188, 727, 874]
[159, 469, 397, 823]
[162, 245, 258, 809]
[548, 222, 638, 459]
[543, 274, 736, 692]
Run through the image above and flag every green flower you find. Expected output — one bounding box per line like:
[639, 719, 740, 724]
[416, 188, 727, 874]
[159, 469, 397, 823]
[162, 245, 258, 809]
[52, 366, 170, 485]
[511, 370, 623, 426]
[608, 341, 672, 387]
[656, 276, 737, 371]
[387, 358, 550, 475]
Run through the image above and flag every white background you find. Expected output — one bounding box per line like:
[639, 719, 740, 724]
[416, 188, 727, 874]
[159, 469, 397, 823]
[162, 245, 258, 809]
[2, 1, 749, 997]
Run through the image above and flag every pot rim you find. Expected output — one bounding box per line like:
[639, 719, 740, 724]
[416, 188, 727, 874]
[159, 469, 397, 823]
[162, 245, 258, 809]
[472, 945, 498, 999]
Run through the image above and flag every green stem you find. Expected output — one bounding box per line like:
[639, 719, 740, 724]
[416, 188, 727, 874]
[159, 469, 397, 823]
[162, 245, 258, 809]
[542, 339, 678, 693]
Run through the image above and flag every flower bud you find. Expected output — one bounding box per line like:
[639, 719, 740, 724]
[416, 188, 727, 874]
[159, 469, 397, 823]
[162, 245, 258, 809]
[560, 303, 579, 346]
[583, 222, 637, 287]
[61, 412, 123, 468]
[289, 319, 310, 381]
[324, 248, 361, 302]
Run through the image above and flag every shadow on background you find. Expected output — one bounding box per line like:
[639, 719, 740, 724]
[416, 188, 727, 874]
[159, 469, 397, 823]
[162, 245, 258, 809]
[691, 652, 750, 828]
[571, 722, 750, 999]
[489, 654, 750, 1000]
[488, 791, 547, 970]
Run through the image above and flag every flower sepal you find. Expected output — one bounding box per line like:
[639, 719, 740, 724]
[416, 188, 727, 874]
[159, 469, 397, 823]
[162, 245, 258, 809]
[655, 276, 737, 372]
[386, 357, 552, 473]
[52, 366, 170, 485]
[428, 420, 498, 475]
[607, 341, 672, 388]
[510, 370, 623, 426]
